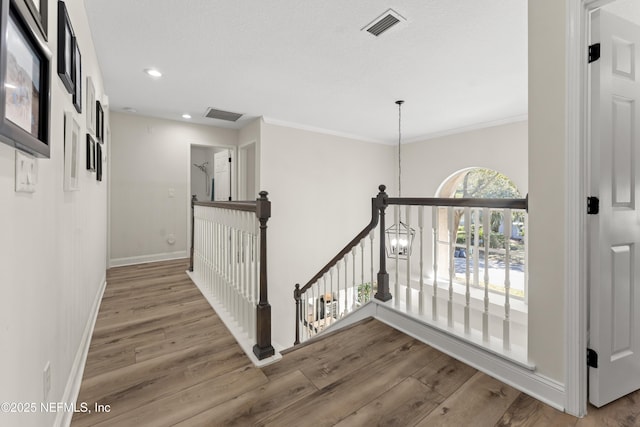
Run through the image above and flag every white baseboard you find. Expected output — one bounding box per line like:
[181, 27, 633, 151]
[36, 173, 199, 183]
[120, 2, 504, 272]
[56, 274, 107, 427]
[186, 271, 282, 367]
[109, 251, 188, 268]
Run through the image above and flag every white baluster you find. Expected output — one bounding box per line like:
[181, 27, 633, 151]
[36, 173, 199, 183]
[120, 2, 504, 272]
[524, 210, 529, 305]
[323, 273, 328, 331]
[352, 247, 357, 310]
[483, 207, 490, 342]
[419, 206, 424, 316]
[329, 267, 335, 322]
[405, 205, 412, 311]
[432, 206, 439, 321]
[464, 207, 471, 334]
[394, 205, 400, 307]
[343, 256, 348, 316]
[473, 209, 480, 288]
[448, 206, 454, 328]
[503, 208, 511, 350]
[369, 229, 375, 297]
[336, 261, 341, 318]
[311, 284, 316, 338]
[297, 292, 309, 342]
[360, 238, 366, 303]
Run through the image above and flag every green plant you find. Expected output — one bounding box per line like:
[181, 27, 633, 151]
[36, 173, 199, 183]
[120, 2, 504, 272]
[357, 282, 373, 304]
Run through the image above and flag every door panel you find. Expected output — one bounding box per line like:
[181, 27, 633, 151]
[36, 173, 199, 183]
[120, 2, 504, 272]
[214, 150, 231, 201]
[589, 10, 640, 407]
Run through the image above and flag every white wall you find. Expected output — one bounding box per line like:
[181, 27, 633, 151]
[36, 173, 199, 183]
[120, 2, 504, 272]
[0, 1, 108, 426]
[109, 113, 237, 266]
[528, 0, 566, 384]
[403, 121, 528, 197]
[259, 122, 394, 348]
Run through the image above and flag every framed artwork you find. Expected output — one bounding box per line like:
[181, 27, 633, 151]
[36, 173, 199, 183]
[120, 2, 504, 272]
[57, 1, 73, 93]
[24, 0, 46, 39]
[86, 133, 95, 171]
[0, 0, 52, 158]
[86, 76, 95, 133]
[63, 111, 79, 191]
[96, 100, 103, 142]
[72, 37, 81, 113]
[96, 142, 102, 182]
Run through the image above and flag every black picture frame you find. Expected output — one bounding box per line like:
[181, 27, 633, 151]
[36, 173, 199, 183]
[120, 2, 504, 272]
[0, 0, 51, 158]
[96, 100, 103, 143]
[72, 37, 81, 113]
[57, 1, 73, 94]
[24, 0, 46, 39]
[86, 133, 95, 171]
[96, 142, 102, 181]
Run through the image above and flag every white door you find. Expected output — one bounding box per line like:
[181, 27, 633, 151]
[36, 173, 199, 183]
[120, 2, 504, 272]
[214, 150, 231, 201]
[589, 9, 640, 407]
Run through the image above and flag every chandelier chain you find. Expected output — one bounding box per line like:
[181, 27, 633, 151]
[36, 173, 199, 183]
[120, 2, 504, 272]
[397, 100, 403, 198]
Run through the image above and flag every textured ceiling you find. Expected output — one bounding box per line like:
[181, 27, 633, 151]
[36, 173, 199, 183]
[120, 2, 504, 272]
[84, 0, 528, 143]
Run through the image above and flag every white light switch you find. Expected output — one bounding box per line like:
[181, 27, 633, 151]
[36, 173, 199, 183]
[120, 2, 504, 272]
[15, 150, 37, 193]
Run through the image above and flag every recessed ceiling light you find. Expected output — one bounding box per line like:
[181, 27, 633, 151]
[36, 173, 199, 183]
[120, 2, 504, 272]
[144, 68, 162, 78]
[182, 114, 192, 119]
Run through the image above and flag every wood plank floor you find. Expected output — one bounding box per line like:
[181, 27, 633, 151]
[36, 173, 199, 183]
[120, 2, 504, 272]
[71, 259, 640, 426]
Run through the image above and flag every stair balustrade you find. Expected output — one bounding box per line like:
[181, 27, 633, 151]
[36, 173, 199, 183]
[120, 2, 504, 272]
[190, 192, 274, 360]
[293, 185, 529, 363]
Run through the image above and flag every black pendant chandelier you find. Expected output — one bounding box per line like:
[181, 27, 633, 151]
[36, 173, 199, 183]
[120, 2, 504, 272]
[385, 100, 415, 259]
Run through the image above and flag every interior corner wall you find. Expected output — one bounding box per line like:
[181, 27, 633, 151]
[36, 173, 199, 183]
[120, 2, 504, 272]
[0, 1, 108, 426]
[259, 122, 394, 348]
[109, 113, 238, 266]
[527, 0, 567, 384]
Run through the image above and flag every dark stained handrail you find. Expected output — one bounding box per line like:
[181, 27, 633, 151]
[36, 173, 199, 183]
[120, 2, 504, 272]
[386, 197, 528, 211]
[194, 200, 257, 212]
[299, 198, 380, 294]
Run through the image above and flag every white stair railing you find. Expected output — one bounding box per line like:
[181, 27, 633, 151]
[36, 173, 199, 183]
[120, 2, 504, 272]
[190, 193, 274, 360]
[386, 198, 527, 359]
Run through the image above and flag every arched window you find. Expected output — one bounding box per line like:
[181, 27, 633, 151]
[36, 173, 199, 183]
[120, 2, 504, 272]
[435, 167, 525, 298]
[437, 167, 521, 199]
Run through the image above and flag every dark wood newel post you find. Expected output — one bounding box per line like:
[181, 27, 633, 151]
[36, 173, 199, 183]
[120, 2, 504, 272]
[254, 191, 275, 360]
[189, 195, 197, 272]
[294, 284, 301, 345]
[375, 185, 392, 301]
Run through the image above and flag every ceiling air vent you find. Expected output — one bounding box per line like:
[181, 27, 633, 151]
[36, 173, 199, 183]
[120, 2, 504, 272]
[204, 107, 243, 122]
[363, 9, 406, 37]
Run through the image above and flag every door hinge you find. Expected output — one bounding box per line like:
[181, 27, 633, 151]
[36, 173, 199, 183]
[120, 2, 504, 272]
[228, 157, 232, 163]
[589, 43, 601, 63]
[587, 348, 598, 368]
[587, 196, 600, 215]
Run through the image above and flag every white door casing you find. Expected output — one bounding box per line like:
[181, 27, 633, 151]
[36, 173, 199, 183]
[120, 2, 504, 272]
[214, 150, 231, 201]
[589, 9, 640, 407]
